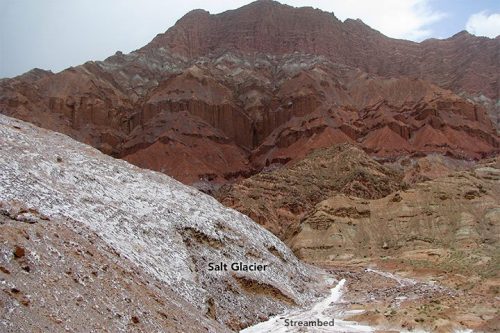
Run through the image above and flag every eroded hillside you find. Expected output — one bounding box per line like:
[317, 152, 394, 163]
[1, 1, 498, 184]
[217, 144, 404, 239]
[0, 114, 329, 332]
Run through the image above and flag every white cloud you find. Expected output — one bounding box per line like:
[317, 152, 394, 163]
[466, 11, 500, 38]
[283, 0, 446, 41]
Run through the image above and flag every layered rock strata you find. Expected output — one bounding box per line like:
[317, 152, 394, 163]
[1, 1, 498, 184]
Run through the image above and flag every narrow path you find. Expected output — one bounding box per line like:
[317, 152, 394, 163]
[241, 279, 373, 332]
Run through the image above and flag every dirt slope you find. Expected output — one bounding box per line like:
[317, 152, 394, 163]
[217, 144, 404, 239]
[0, 114, 329, 331]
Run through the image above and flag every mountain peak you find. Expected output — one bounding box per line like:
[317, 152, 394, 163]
[174, 8, 210, 25]
[450, 30, 473, 39]
[1, 0, 498, 190]
[248, 0, 281, 6]
[183, 8, 210, 16]
[143, 1, 352, 59]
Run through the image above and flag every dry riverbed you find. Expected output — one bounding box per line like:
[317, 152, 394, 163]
[241, 256, 499, 332]
[322, 258, 499, 333]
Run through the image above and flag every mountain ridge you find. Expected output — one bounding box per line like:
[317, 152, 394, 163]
[0, 0, 498, 184]
[143, 0, 499, 99]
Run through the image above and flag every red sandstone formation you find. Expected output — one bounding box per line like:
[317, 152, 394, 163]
[0, 0, 498, 184]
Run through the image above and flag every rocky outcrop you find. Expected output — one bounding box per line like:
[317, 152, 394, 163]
[216, 144, 404, 239]
[0, 115, 329, 331]
[0, 1, 498, 185]
[0, 208, 229, 333]
[147, 1, 499, 100]
[384, 153, 478, 185]
[290, 158, 500, 263]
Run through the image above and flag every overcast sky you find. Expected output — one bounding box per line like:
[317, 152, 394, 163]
[1, 0, 499, 78]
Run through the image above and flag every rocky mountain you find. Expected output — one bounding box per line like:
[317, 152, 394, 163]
[0, 0, 498, 184]
[286, 158, 500, 332]
[0, 114, 331, 332]
[148, 1, 499, 99]
[291, 156, 499, 266]
[214, 137, 499, 331]
[216, 143, 404, 239]
[2, 2, 499, 331]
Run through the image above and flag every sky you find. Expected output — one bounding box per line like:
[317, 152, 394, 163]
[1, 0, 499, 78]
